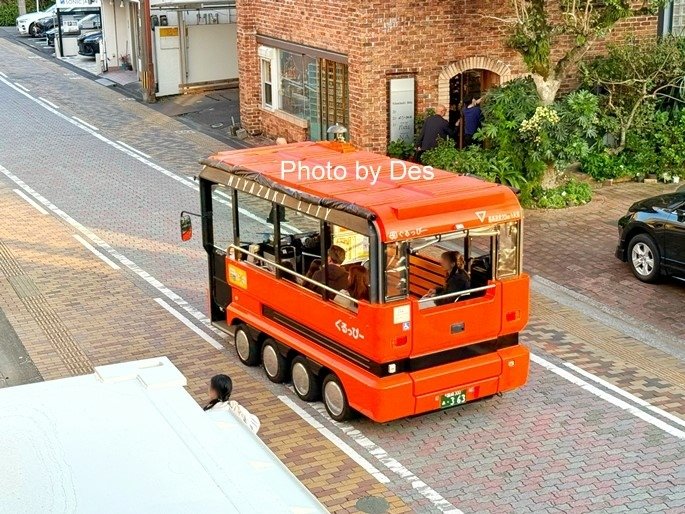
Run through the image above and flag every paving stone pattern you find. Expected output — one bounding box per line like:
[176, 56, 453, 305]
[0, 38, 684, 513]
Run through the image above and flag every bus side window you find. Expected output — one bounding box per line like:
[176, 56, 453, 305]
[279, 206, 320, 280]
[496, 222, 520, 278]
[235, 189, 275, 271]
[210, 184, 235, 251]
[384, 242, 408, 301]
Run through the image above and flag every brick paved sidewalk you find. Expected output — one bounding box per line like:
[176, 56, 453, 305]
[524, 182, 685, 343]
[0, 180, 409, 513]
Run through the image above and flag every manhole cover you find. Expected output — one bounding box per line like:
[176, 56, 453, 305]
[355, 496, 389, 514]
[211, 123, 224, 129]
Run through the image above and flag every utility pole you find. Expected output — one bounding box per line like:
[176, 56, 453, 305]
[17, 0, 27, 16]
[139, 0, 156, 103]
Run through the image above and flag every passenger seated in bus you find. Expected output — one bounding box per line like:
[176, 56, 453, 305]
[333, 265, 370, 311]
[306, 245, 348, 294]
[305, 259, 322, 280]
[425, 251, 470, 306]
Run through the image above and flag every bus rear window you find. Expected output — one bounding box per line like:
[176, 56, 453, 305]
[496, 222, 520, 279]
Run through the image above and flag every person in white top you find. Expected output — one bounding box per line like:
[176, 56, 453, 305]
[203, 374, 261, 434]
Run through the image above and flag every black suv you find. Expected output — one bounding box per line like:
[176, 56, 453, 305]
[616, 187, 685, 282]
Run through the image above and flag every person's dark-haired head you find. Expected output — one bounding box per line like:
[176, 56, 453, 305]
[306, 259, 322, 278]
[204, 374, 233, 411]
[464, 96, 475, 107]
[346, 265, 370, 301]
[440, 251, 465, 273]
[328, 245, 346, 265]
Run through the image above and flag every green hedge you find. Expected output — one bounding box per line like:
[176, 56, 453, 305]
[0, 1, 20, 27]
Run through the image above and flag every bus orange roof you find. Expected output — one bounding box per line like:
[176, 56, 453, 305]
[204, 141, 523, 242]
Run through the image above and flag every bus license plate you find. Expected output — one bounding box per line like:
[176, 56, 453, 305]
[440, 390, 467, 409]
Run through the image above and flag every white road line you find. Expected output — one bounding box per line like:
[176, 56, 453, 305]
[14, 82, 30, 92]
[73, 234, 121, 270]
[532, 354, 685, 440]
[308, 403, 463, 514]
[2, 69, 684, 496]
[564, 362, 685, 429]
[13, 188, 48, 214]
[38, 97, 59, 109]
[0, 75, 283, 233]
[0, 163, 222, 341]
[72, 116, 98, 131]
[154, 298, 224, 350]
[0, 72, 7, 78]
[278, 396, 390, 485]
[116, 140, 151, 159]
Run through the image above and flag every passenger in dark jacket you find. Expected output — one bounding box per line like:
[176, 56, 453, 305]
[432, 251, 470, 306]
[307, 245, 348, 294]
[417, 105, 452, 155]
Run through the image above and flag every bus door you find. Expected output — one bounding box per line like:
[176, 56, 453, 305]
[201, 181, 236, 325]
[394, 227, 503, 357]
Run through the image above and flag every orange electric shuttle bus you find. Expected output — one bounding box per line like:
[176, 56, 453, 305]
[182, 141, 530, 422]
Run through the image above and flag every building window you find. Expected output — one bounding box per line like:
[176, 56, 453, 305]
[661, 0, 685, 36]
[261, 59, 273, 108]
[259, 45, 349, 141]
[279, 50, 307, 119]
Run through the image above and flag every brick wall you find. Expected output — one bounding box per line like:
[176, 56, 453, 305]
[238, 0, 658, 152]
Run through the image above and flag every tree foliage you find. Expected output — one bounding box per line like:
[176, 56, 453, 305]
[581, 35, 685, 151]
[505, 0, 666, 104]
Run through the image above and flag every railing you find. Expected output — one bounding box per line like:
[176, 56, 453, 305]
[228, 244, 360, 305]
[417, 284, 496, 307]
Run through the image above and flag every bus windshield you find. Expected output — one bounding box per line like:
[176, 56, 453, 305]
[383, 222, 521, 303]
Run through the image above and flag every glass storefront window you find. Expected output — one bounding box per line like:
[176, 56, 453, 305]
[279, 50, 306, 119]
[262, 46, 349, 140]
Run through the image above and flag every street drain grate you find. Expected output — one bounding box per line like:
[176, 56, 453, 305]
[355, 496, 390, 514]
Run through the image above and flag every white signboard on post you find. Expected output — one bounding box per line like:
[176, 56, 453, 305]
[389, 77, 415, 144]
[55, 0, 101, 8]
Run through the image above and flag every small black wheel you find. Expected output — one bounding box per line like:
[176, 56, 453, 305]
[322, 373, 352, 422]
[291, 356, 320, 402]
[29, 23, 37, 37]
[628, 234, 660, 283]
[261, 338, 288, 383]
[234, 324, 260, 366]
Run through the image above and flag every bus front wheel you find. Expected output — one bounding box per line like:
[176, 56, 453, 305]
[234, 325, 260, 366]
[322, 373, 352, 422]
[291, 356, 320, 402]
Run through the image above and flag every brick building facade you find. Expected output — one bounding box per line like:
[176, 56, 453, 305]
[236, 1, 659, 153]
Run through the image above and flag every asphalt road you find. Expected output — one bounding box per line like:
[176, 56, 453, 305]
[0, 36, 683, 513]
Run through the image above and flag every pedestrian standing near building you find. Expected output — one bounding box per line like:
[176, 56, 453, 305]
[203, 374, 261, 434]
[416, 105, 452, 162]
[461, 97, 483, 148]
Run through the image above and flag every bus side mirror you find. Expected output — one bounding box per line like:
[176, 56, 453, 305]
[180, 213, 193, 241]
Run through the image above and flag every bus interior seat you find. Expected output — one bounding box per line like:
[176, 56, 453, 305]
[408, 253, 445, 298]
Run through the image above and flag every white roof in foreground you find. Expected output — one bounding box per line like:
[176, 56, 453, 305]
[0, 357, 327, 514]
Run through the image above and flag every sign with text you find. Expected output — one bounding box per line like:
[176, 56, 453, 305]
[56, 0, 101, 7]
[389, 77, 415, 144]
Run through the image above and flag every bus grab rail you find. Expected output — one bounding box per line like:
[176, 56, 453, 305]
[417, 284, 496, 304]
[227, 244, 360, 305]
